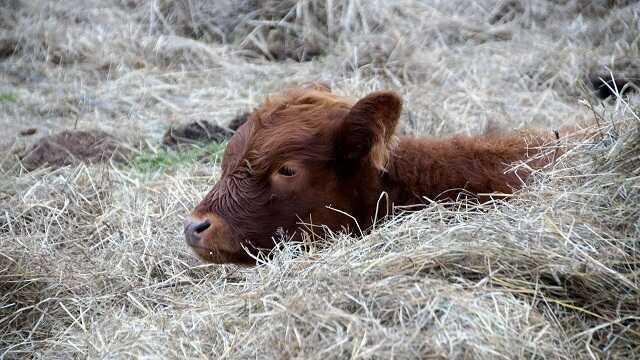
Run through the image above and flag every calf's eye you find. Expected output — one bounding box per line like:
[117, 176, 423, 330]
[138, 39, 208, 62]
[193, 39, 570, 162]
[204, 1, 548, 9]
[278, 165, 296, 177]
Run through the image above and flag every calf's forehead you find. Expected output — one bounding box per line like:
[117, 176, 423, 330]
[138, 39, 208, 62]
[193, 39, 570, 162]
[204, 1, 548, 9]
[223, 104, 350, 168]
[220, 88, 356, 172]
[253, 88, 353, 131]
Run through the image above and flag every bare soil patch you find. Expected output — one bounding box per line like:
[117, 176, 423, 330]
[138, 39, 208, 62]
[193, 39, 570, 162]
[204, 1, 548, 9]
[162, 120, 233, 148]
[19, 130, 131, 171]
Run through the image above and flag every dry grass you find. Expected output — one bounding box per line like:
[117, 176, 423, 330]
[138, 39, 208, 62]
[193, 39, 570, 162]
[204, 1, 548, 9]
[1, 0, 639, 358]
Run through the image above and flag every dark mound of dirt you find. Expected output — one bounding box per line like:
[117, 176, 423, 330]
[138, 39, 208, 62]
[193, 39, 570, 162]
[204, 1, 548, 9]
[590, 76, 637, 99]
[0, 36, 18, 58]
[20, 130, 131, 171]
[162, 120, 233, 147]
[19, 128, 37, 136]
[228, 111, 250, 131]
[589, 56, 639, 99]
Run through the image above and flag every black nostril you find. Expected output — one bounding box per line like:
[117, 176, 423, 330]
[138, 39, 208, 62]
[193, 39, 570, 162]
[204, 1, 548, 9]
[184, 217, 212, 246]
[193, 219, 211, 234]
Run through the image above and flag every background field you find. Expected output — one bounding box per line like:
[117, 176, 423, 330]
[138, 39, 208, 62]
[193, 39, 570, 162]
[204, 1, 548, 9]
[1, 0, 639, 359]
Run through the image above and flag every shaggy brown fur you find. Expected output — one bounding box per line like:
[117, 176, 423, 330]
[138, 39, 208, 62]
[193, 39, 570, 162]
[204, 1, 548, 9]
[185, 86, 559, 264]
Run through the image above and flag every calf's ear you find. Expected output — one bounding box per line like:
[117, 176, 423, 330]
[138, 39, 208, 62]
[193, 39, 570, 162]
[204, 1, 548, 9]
[334, 91, 402, 171]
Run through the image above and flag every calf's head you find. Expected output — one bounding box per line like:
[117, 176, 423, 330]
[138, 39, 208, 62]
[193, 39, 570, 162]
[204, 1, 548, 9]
[185, 86, 402, 264]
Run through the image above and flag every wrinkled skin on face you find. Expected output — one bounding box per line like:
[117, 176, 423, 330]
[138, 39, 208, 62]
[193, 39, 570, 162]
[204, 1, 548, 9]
[185, 85, 402, 264]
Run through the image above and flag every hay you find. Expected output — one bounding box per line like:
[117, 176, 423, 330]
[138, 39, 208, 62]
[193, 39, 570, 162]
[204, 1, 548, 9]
[1, 0, 639, 358]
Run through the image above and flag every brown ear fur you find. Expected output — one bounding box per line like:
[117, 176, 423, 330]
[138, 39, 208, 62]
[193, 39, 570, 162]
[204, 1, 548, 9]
[335, 91, 402, 171]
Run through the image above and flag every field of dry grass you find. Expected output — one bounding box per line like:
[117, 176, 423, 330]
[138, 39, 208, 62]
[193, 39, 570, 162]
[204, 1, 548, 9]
[1, 0, 639, 358]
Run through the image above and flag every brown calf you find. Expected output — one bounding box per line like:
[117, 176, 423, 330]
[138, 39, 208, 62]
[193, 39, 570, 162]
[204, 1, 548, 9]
[185, 85, 557, 264]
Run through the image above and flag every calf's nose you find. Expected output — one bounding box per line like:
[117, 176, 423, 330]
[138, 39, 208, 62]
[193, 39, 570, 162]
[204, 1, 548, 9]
[183, 217, 211, 246]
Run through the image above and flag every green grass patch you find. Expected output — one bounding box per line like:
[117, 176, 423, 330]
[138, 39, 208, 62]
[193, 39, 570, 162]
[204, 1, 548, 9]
[129, 141, 226, 173]
[0, 91, 18, 103]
